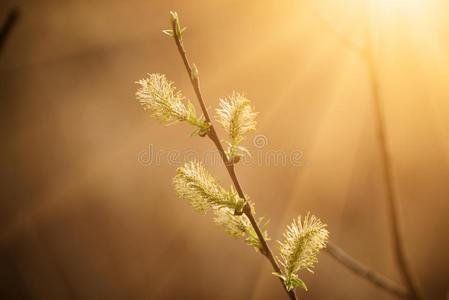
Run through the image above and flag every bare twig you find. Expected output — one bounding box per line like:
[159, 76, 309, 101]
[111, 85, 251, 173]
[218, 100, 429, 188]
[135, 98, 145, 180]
[325, 242, 409, 298]
[312, 6, 422, 300]
[169, 15, 297, 300]
[0, 8, 20, 55]
[364, 23, 421, 300]
[310, 9, 367, 57]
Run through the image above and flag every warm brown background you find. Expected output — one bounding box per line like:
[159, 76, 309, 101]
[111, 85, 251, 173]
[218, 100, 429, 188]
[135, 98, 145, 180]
[1, 0, 448, 299]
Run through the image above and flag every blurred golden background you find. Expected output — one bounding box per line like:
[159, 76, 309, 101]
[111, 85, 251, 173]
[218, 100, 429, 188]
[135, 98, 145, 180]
[0, 0, 448, 299]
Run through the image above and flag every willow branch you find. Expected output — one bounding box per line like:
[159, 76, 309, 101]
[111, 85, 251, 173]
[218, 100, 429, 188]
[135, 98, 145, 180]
[0, 7, 20, 55]
[312, 7, 421, 300]
[170, 16, 297, 300]
[325, 242, 409, 298]
[310, 9, 367, 57]
[364, 28, 421, 300]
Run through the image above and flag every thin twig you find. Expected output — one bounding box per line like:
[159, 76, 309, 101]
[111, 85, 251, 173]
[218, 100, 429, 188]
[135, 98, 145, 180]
[0, 7, 20, 55]
[325, 242, 409, 298]
[312, 6, 422, 300]
[364, 20, 421, 300]
[310, 8, 367, 58]
[170, 16, 297, 300]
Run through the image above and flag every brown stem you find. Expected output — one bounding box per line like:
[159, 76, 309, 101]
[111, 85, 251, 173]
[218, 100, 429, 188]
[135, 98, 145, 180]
[325, 242, 409, 298]
[171, 17, 297, 300]
[0, 8, 20, 55]
[367, 58, 421, 300]
[363, 9, 421, 300]
[311, 8, 421, 300]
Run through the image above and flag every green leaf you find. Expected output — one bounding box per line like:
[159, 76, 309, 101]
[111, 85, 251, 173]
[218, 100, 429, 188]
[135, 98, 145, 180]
[273, 272, 308, 292]
[191, 63, 199, 79]
[291, 276, 308, 291]
[190, 128, 201, 136]
[261, 218, 270, 233]
[272, 272, 286, 281]
[169, 11, 178, 22]
[162, 29, 174, 36]
[233, 197, 245, 214]
[187, 102, 197, 115]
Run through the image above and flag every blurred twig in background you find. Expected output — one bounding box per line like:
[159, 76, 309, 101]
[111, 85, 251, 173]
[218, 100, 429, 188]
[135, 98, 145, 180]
[0, 7, 20, 55]
[311, 4, 422, 300]
[326, 242, 409, 298]
[364, 21, 422, 300]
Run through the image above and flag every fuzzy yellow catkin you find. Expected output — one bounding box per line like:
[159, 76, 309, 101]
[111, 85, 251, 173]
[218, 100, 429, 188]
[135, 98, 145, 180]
[215, 92, 257, 159]
[136, 74, 210, 135]
[136, 73, 189, 123]
[173, 161, 244, 213]
[276, 213, 329, 291]
[215, 92, 257, 139]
